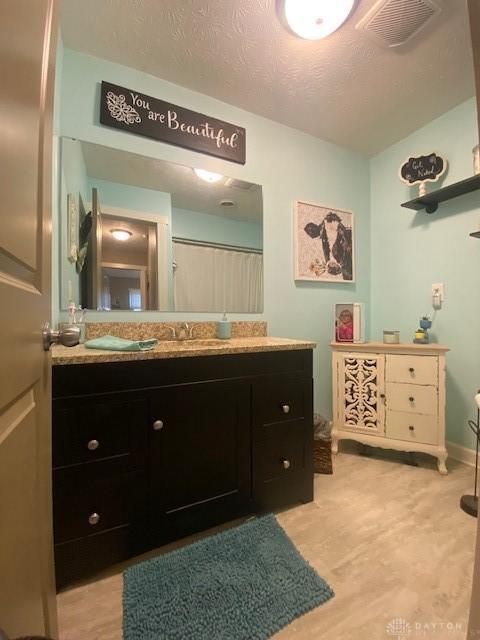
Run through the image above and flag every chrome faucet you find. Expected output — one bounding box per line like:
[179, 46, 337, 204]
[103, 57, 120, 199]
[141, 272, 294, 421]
[167, 322, 195, 341]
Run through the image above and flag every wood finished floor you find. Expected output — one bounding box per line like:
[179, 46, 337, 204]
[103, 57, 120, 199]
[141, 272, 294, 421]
[57, 445, 478, 640]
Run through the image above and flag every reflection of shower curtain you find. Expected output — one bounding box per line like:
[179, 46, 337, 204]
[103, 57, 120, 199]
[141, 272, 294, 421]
[173, 241, 263, 312]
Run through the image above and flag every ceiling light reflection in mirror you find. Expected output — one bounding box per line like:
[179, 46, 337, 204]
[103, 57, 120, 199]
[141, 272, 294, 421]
[193, 168, 223, 183]
[110, 228, 132, 241]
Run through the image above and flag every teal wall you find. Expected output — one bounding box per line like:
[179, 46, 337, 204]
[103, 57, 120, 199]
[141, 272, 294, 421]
[56, 48, 371, 421]
[370, 98, 480, 450]
[88, 178, 172, 216]
[172, 207, 263, 250]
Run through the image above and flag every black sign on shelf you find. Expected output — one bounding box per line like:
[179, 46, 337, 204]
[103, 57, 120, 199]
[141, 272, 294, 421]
[99, 81, 246, 165]
[399, 152, 447, 186]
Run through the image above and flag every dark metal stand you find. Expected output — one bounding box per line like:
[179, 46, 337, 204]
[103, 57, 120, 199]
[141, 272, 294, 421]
[460, 407, 479, 518]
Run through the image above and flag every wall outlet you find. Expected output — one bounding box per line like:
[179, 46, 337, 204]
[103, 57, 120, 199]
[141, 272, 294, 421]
[432, 282, 444, 307]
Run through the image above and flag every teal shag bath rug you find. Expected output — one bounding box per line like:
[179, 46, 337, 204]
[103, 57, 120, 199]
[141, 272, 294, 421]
[123, 514, 334, 639]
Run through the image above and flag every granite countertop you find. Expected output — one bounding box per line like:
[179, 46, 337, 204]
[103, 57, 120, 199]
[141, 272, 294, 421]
[52, 337, 316, 366]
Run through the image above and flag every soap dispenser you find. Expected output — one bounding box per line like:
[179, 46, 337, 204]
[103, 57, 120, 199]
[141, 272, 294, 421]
[217, 312, 231, 340]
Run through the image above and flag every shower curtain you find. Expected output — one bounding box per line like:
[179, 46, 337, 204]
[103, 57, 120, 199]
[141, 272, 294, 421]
[173, 241, 263, 313]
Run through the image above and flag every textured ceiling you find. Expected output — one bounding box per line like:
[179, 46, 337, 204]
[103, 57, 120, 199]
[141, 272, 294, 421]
[61, 0, 475, 156]
[80, 140, 263, 222]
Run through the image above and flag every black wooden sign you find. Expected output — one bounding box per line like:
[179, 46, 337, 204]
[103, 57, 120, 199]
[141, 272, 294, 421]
[99, 81, 246, 164]
[399, 153, 447, 186]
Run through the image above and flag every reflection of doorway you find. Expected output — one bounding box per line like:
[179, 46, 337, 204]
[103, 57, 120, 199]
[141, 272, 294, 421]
[79, 199, 170, 311]
[101, 264, 147, 310]
[99, 213, 157, 310]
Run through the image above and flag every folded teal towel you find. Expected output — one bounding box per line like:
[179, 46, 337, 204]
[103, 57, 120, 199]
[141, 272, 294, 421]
[84, 335, 158, 352]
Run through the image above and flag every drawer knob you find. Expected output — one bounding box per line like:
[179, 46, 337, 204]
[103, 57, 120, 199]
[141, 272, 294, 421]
[153, 420, 164, 431]
[282, 404, 290, 414]
[87, 439, 99, 451]
[88, 512, 100, 526]
[409, 425, 415, 431]
[409, 396, 415, 402]
[379, 393, 385, 399]
[282, 459, 291, 470]
[409, 367, 415, 373]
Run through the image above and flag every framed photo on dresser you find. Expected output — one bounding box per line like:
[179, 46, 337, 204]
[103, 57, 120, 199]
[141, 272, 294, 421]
[294, 200, 355, 283]
[334, 303, 365, 343]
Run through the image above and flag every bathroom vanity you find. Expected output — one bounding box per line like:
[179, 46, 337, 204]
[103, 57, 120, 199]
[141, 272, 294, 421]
[52, 336, 314, 588]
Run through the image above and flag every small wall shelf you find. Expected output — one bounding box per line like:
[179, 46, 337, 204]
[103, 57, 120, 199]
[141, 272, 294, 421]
[401, 175, 480, 214]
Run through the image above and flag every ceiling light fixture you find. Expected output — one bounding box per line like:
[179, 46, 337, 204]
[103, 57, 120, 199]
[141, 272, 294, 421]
[194, 168, 223, 183]
[280, 0, 356, 40]
[110, 229, 132, 241]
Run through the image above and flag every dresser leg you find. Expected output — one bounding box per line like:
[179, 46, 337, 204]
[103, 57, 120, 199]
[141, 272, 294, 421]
[331, 434, 339, 455]
[437, 449, 448, 475]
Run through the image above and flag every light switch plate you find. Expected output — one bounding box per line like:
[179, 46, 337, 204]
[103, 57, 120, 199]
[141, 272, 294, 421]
[432, 282, 444, 304]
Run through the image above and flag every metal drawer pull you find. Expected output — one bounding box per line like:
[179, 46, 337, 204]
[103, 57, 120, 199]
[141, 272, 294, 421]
[409, 425, 415, 431]
[87, 439, 99, 451]
[409, 367, 415, 373]
[380, 393, 385, 399]
[88, 512, 100, 526]
[153, 420, 164, 431]
[409, 396, 415, 402]
[282, 459, 291, 470]
[281, 404, 290, 414]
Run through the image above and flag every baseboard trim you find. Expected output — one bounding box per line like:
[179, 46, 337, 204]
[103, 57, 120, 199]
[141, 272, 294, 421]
[447, 441, 477, 467]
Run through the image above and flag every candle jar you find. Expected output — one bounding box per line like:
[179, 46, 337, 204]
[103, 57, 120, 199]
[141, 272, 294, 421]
[383, 330, 400, 344]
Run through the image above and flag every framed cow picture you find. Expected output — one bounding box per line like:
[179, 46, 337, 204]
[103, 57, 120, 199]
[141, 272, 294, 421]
[294, 200, 355, 283]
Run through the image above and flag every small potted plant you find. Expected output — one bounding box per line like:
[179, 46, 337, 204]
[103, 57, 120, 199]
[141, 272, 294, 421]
[414, 315, 432, 344]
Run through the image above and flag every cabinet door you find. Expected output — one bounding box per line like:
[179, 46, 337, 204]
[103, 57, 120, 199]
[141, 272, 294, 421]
[148, 380, 251, 543]
[337, 353, 385, 435]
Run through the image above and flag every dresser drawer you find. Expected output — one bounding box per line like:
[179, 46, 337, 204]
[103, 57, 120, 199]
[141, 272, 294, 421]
[386, 411, 438, 445]
[53, 396, 147, 469]
[386, 355, 437, 386]
[53, 465, 146, 544]
[252, 377, 311, 429]
[386, 382, 437, 415]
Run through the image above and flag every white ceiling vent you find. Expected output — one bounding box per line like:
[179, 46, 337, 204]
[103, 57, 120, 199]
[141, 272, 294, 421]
[356, 0, 442, 48]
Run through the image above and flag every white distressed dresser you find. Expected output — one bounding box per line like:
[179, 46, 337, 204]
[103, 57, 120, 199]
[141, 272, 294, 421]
[331, 342, 450, 474]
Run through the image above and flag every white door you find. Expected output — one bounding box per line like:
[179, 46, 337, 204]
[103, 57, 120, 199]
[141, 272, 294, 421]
[0, 0, 58, 636]
[337, 353, 386, 435]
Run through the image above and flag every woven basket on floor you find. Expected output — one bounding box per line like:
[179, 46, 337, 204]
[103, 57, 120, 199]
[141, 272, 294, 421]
[313, 438, 333, 474]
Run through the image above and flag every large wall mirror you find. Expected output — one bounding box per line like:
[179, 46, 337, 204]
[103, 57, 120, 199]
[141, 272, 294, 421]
[58, 138, 263, 313]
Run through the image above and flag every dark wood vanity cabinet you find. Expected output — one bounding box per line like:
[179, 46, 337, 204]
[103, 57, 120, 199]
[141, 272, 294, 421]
[52, 349, 313, 588]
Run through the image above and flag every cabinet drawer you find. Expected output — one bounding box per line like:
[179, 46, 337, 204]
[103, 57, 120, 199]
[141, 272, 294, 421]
[386, 383, 437, 415]
[54, 524, 145, 590]
[386, 355, 437, 386]
[253, 424, 313, 510]
[253, 377, 311, 429]
[255, 430, 306, 482]
[53, 466, 146, 544]
[386, 411, 438, 445]
[53, 397, 147, 469]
